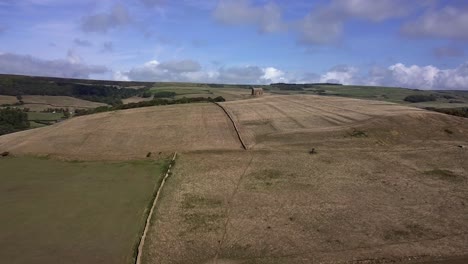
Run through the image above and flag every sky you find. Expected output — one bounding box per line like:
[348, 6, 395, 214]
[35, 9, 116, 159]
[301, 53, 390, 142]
[0, 0, 467, 90]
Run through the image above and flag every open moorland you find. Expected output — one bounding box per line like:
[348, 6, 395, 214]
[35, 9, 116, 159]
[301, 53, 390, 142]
[0, 93, 467, 263]
[0, 156, 169, 264]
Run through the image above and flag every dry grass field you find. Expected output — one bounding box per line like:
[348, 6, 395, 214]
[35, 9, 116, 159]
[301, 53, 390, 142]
[19, 95, 107, 111]
[0, 103, 242, 160]
[140, 95, 468, 263]
[122, 96, 154, 104]
[1, 94, 467, 263]
[221, 95, 467, 150]
[143, 148, 467, 264]
[0, 95, 18, 105]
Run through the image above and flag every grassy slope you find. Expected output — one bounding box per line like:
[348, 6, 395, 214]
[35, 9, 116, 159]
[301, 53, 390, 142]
[0, 156, 167, 264]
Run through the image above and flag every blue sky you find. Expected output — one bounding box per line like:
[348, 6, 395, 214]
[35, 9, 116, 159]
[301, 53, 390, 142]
[0, 0, 467, 89]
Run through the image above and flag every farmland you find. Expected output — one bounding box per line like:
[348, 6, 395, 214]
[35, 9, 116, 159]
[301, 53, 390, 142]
[140, 95, 468, 263]
[0, 156, 169, 264]
[0, 103, 242, 160]
[143, 149, 467, 264]
[20, 95, 107, 111]
[0, 93, 467, 263]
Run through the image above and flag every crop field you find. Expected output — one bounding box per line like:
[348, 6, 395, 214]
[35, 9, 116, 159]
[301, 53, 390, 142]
[0, 156, 168, 264]
[0, 103, 242, 160]
[270, 85, 468, 109]
[1, 94, 467, 263]
[20, 95, 107, 111]
[220, 95, 468, 150]
[0, 95, 18, 105]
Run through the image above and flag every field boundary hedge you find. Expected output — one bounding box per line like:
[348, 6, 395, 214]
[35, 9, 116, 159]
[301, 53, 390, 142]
[213, 102, 247, 150]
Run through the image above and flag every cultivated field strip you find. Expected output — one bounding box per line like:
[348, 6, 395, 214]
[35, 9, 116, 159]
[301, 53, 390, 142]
[221, 95, 431, 149]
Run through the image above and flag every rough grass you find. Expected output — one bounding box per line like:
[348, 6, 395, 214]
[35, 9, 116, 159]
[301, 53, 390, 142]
[0, 156, 167, 264]
[424, 169, 463, 182]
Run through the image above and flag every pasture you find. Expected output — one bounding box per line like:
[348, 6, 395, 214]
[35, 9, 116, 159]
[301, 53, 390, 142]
[0, 156, 169, 264]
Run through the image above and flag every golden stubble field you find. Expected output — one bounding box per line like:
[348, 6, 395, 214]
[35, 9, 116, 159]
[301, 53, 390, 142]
[0, 103, 243, 160]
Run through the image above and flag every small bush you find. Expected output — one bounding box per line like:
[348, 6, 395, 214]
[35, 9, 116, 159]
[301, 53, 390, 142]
[349, 128, 368, 137]
[444, 129, 454, 134]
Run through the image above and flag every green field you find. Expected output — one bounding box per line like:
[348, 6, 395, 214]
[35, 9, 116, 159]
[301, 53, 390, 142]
[0, 156, 168, 264]
[27, 112, 64, 121]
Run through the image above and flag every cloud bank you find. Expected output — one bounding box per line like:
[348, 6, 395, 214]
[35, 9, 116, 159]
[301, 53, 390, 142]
[115, 59, 468, 90]
[0, 52, 108, 78]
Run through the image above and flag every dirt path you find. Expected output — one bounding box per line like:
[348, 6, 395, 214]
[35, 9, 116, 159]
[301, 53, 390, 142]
[213, 154, 255, 264]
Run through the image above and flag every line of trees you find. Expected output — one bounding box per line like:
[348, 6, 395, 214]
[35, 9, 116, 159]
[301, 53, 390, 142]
[426, 107, 468, 118]
[0, 76, 150, 105]
[75, 96, 226, 116]
[0, 108, 30, 135]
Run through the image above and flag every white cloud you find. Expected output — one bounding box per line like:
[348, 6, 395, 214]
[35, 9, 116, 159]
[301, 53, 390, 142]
[262, 67, 286, 83]
[308, 62, 468, 90]
[0, 52, 108, 78]
[117, 59, 290, 84]
[81, 3, 131, 33]
[401, 6, 468, 40]
[330, 0, 414, 22]
[297, 0, 422, 45]
[213, 0, 285, 33]
[319, 65, 358, 84]
[367, 62, 468, 90]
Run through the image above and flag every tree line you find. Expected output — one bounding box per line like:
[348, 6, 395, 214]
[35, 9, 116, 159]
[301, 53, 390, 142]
[75, 96, 226, 116]
[0, 75, 149, 105]
[0, 108, 30, 135]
